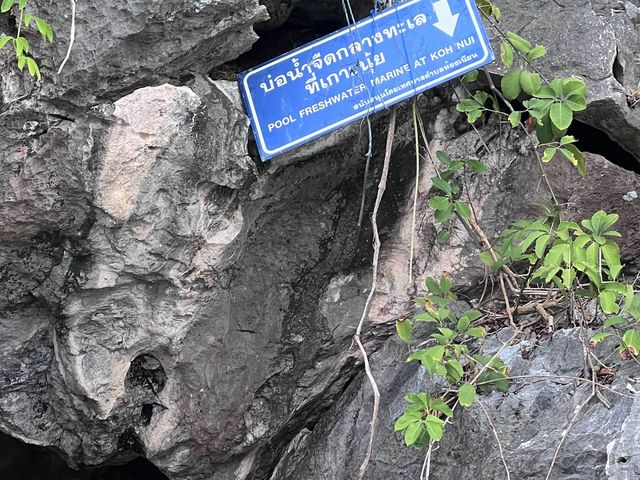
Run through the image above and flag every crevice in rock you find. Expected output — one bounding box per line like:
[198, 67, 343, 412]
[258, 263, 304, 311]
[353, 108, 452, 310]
[567, 119, 640, 173]
[125, 354, 167, 397]
[210, 15, 344, 80]
[612, 46, 625, 86]
[0, 432, 169, 480]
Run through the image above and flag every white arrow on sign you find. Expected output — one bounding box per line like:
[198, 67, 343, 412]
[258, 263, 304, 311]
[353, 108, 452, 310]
[433, 0, 459, 36]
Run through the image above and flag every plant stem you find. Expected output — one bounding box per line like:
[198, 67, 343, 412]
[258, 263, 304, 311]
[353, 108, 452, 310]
[354, 109, 397, 480]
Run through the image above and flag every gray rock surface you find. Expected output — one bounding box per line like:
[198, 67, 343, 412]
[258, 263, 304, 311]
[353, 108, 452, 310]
[272, 329, 640, 480]
[491, 0, 640, 164]
[0, 0, 268, 104]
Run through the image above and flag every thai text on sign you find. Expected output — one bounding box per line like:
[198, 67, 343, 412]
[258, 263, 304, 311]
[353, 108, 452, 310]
[239, 0, 494, 160]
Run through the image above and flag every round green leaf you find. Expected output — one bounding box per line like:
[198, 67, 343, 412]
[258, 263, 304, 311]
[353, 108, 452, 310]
[501, 69, 522, 100]
[506, 31, 532, 54]
[404, 421, 422, 445]
[508, 110, 521, 128]
[458, 383, 476, 407]
[396, 319, 412, 343]
[500, 42, 514, 68]
[520, 71, 541, 95]
[1, 0, 14, 13]
[549, 102, 573, 131]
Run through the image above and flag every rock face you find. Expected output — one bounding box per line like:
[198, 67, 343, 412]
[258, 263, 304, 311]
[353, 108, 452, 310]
[1, 0, 640, 480]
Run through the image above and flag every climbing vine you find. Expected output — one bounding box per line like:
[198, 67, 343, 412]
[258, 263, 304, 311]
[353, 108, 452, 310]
[392, 0, 640, 477]
[0, 0, 54, 79]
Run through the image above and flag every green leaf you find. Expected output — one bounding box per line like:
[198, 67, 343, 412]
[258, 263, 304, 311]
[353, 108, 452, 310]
[479, 250, 503, 270]
[601, 241, 622, 279]
[434, 205, 454, 223]
[431, 398, 454, 417]
[542, 147, 556, 163]
[622, 329, 640, 356]
[425, 415, 444, 442]
[396, 319, 412, 343]
[534, 86, 558, 100]
[425, 415, 445, 441]
[26, 56, 40, 80]
[526, 45, 546, 62]
[466, 109, 482, 123]
[562, 78, 587, 103]
[17, 54, 26, 70]
[445, 359, 464, 382]
[599, 290, 619, 315]
[1, 0, 13, 13]
[458, 383, 476, 407]
[404, 421, 423, 445]
[501, 69, 522, 100]
[506, 31, 532, 54]
[462, 70, 479, 83]
[604, 316, 627, 328]
[394, 414, 413, 432]
[559, 146, 577, 166]
[405, 392, 430, 407]
[35, 17, 53, 42]
[465, 326, 485, 338]
[436, 151, 451, 165]
[520, 71, 541, 95]
[457, 310, 482, 332]
[591, 332, 612, 343]
[535, 113, 554, 143]
[439, 274, 452, 294]
[455, 201, 472, 219]
[0, 35, 12, 50]
[534, 233, 550, 259]
[550, 78, 564, 97]
[500, 42, 514, 68]
[425, 277, 442, 295]
[549, 102, 573, 130]
[432, 177, 452, 195]
[429, 196, 451, 211]
[564, 95, 586, 112]
[23, 12, 31, 26]
[15, 35, 29, 55]
[508, 110, 521, 128]
[436, 229, 451, 245]
[466, 159, 487, 173]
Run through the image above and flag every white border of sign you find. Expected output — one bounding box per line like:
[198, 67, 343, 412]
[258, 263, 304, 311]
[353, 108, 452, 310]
[242, 0, 491, 157]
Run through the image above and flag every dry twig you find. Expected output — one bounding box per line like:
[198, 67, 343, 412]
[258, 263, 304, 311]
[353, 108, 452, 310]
[354, 109, 397, 480]
[477, 399, 511, 480]
[57, 0, 77, 74]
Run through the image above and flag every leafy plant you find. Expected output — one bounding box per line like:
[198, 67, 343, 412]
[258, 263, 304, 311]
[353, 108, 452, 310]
[395, 274, 490, 447]
[0, 0, 54, 80]
[395, 4, 640, 459]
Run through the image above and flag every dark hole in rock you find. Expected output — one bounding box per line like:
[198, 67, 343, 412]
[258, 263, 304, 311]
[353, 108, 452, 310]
[125, 354, 167, 396]
[478, 76, 640, 174]
[618, 457, 629, 463]
[612, 47, 625, 86]
[566, 120, 640, 174]
[210, 15, 344, 80]
[141, 404, 154, 425]
[117, 427, 144, 456]
[0, 432, 169, 480]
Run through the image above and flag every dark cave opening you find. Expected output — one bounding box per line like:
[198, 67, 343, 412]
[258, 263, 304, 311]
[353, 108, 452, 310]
[481, 76, 640, 175]
[209, 0, 374, 78]
[0, 433, 169, 480]
[566, 119, 640, 174]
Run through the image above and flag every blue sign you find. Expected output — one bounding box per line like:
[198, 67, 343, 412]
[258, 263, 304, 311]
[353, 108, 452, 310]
[239, 0, 494, 160]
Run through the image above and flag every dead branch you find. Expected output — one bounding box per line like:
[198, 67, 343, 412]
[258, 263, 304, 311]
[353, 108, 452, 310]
[354, 109, 397, 480]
